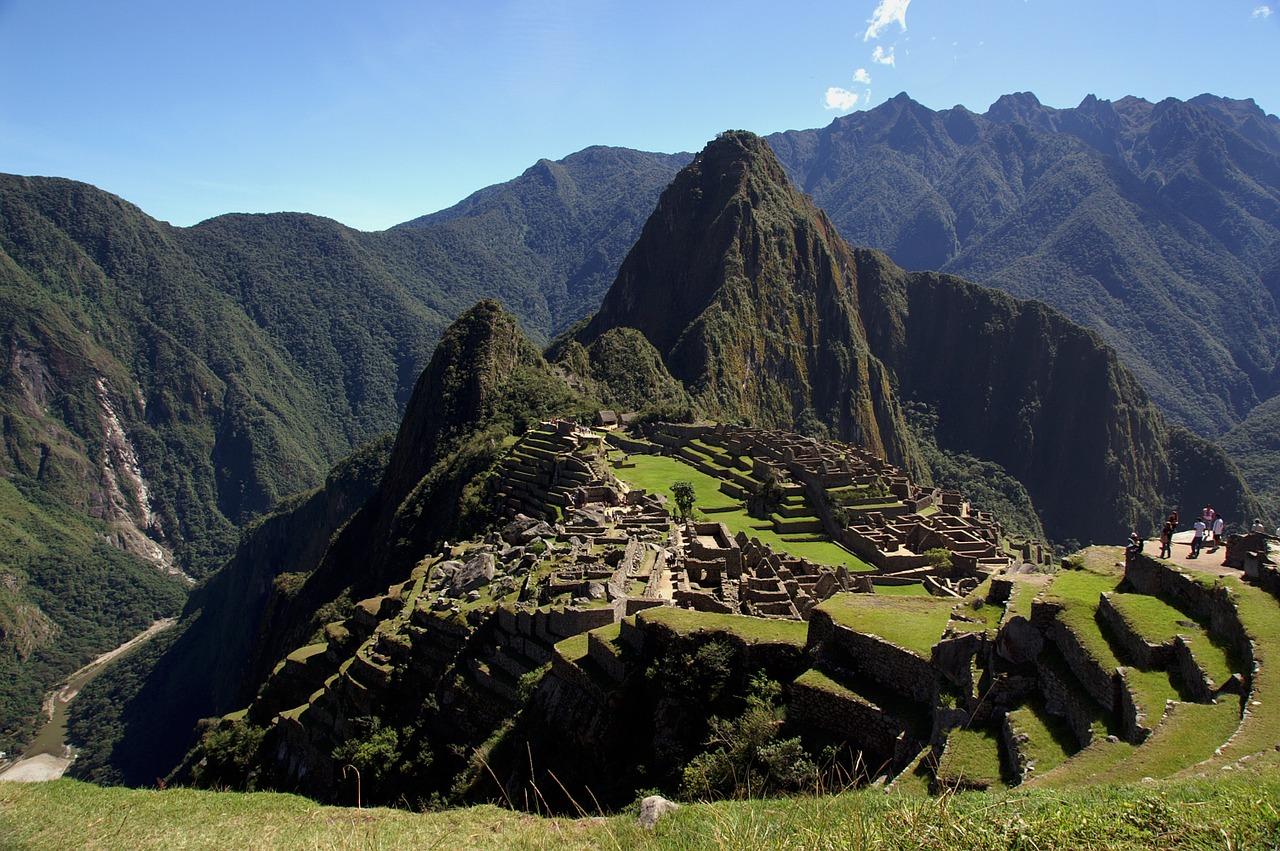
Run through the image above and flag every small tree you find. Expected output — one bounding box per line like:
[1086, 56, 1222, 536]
[924, 547, 953, 572]
[671, 480, 696, 520]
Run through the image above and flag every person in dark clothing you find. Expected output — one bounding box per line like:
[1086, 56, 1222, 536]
[1159, 518, 1174, 559]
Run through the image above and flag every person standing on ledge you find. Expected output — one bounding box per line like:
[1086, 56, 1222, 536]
[1210, 514, 1225, 550]
[1191, 517, 1206, 558]
[1159, 515, 1175, 559]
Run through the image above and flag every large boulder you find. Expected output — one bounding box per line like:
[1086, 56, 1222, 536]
[637, 795, 680, 829]
[450, 552, 496, 596]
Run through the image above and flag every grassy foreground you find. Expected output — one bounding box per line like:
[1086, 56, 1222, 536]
[4, 777, 1280, 850]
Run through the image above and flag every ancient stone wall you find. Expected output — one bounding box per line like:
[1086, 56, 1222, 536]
[788, 673, 906, 756]
[808, 609, 937, 703]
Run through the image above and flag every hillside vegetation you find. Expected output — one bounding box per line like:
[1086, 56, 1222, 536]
[768, 92, 1280, 439]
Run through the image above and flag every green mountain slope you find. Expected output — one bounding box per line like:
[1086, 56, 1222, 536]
[0, 477, 185, 753]
[766, 92, 1280, 437]
[397, 146, 690, 337]
[0, 147, 684, 758]
[581, 132, 920, 474]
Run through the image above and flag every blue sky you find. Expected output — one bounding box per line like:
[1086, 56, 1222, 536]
[1, 0, 1276, 230]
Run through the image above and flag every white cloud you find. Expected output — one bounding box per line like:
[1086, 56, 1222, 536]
[863, 0, 911, 40]
[824, 87, 860, 110]
[853, 68, 872, 84]
[871, 45, 896, 66]
[1253, 5, 1273, 17]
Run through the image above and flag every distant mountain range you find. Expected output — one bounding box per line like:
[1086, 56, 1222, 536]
[1, 90, 1276, 754]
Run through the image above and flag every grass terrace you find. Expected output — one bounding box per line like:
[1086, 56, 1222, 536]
[1043, 550, 1179, 722]
[611, 453, 873, 572]
[1032, 699, 1241, 787]
[1106, 591, 1236, 686]
[1190, 574, 1280, 770]
[636, 606, 808, 648]
[936, 728, 1006, 789]
[872, 582, 932, 597]
[553, 633, 590, 665]
[817, 594, 954, 657]
[1004, 702, 1075, 778]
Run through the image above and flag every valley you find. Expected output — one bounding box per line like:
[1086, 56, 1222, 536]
[0, 618, 174, 783]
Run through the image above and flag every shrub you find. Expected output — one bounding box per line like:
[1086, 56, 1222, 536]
[680, 673, 818, 800]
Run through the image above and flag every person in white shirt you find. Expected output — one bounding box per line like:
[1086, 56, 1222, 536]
[1191, 519, 1206, 558]
[1211, 515, 1225, 549]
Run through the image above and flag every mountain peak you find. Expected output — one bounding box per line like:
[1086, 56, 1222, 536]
[580, 132, 919, 469]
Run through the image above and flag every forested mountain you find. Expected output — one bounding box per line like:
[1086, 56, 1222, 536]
[766, 92, 1280, 438]
[397, 146, 690, 337]
[73, 133, 1259, 788]
[0, 150, 681, 751]
[71, 301, 597, 785]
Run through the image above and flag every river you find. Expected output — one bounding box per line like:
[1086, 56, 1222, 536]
[0, 617, 176, 783]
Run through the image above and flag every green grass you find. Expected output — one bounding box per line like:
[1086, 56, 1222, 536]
[936, 728, 1006, 788]
[4, 776, 1280, 850]
[636, 607, 808, 648]
[1106, 592, 1236, 685]
[1005, 703, 1075, 778]
[873, 582, 931, 597]
[613, 454, 873, 572]
[1005, 577, 1043, 621]
[793, 668, 871, 703]
[553, 633, 590, 664]
[1034, 700, 1241, 787]
[284, 643, 327, 664]
[817, 594, 954, 657]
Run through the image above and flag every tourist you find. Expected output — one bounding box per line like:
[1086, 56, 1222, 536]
[1159, 517, 1174, 558]
[1170, 510, 1180, 529]
[1126, 531, 1143, 558]
[1252, 518, 1267, 534]
[1191, 518, 1206, 558]
[1211, 514, 1224, 548]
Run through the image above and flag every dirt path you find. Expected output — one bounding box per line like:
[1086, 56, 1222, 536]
[0, 617, 176, 783]
[1144, 531, 1237, 579]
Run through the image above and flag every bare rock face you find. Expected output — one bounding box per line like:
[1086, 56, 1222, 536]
[637, 795, 680, 829]
[450, 553, 495, 596]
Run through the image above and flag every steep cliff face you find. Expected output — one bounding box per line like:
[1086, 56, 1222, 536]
[581, 131, 920, 473]
[851, 257, 1258, 541]
[582, 132, 1258, 544]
